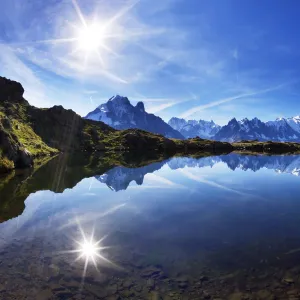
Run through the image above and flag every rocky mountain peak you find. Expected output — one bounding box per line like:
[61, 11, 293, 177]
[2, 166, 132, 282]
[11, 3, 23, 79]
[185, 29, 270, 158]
[108, 95, 130, 105]
[228, 118, 239, 126]
[136, 101, 145, 112]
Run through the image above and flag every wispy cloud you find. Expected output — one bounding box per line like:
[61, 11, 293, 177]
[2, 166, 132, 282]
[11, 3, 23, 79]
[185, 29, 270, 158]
[0, 44, 50, 107]
[145, 173, 186, 188]
[83, 90, 98, 95]
[180, 82, 295, 119]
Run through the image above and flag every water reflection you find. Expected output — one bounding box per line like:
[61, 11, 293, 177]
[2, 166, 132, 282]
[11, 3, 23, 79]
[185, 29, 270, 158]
[1, 153, 300, 222]
[98, 154, 300, 192]
[1, 153, 300, 299]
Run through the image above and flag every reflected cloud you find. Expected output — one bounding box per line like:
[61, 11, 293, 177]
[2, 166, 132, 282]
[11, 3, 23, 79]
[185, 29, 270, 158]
[60, 203, 126, 230]
[179, 169, 256, 199]
[145, 173, 187, 189]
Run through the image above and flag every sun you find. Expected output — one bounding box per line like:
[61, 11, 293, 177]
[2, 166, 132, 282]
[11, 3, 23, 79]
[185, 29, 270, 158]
[77, 24, 105, 52]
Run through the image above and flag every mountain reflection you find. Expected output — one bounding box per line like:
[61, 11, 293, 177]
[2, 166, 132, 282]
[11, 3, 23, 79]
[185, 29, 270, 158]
[1, 153, 300, 222]
[95, 161, 167, 191]
[98, 154, 300, 192]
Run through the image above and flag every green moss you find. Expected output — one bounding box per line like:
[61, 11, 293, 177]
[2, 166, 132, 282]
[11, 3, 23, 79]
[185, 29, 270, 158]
[11, 119, 58, 156]
[0, 149, 14, 173]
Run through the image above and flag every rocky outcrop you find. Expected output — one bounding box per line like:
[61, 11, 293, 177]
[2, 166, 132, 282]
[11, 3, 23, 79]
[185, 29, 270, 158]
[0, 117, 33, 171]
[0, 77, 24, 101]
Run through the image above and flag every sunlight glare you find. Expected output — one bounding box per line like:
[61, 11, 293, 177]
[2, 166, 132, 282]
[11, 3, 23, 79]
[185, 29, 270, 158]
[77, 24, 105, 52]
[79, 240, 98, 259]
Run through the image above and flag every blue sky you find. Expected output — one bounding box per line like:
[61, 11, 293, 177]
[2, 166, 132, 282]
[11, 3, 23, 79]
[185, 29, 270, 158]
[0, 0, 300, 125]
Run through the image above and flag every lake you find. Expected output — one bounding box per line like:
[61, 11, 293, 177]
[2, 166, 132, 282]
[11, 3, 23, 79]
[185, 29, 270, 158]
[1, 153, 300, 299]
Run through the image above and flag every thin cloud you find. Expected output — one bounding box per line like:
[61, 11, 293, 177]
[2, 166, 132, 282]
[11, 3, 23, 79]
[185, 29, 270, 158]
[83, 90, 98, 95]
[147, 102, 179, 113]
[145, 173, 186, 189]
[180, 82, 296, 119]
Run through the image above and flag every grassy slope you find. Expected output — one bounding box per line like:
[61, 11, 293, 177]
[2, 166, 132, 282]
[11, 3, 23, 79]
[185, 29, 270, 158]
[0, 104, 58, 172]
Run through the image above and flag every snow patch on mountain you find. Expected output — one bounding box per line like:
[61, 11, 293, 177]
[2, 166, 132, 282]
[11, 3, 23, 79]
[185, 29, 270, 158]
[214, 116, 300, 142]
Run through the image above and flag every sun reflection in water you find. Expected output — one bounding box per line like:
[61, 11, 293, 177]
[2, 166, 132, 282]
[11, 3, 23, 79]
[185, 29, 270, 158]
[58, 219, 119, 288]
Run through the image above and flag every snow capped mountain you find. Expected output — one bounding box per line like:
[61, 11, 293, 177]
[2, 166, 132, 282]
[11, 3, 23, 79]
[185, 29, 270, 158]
[286, 116, 300, 133]
[168, 117, 221, 139]
[214, 117, 300, 142]
[95, 161, 167, 191]
[85, 95, 184, 139]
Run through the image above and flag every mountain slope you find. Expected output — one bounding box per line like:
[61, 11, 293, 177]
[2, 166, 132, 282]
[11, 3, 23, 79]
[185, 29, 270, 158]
[286, 116, 300, 133]
[214, 117, 300, 142]
[85, 95, 184, 139]
[168, 117, 221, 139]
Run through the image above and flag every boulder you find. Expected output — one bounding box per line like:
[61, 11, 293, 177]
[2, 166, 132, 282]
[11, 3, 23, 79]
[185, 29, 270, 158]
[0, 121, 33, 170]
[1, 117, 12, 130]
[15, 148, 34, 168]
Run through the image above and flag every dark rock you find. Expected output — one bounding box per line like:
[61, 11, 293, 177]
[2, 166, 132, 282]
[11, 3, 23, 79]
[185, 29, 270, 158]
[0, 77, 24, 102]
[176, 276, 189, 289]
[95, 143, 105, 151]
[1, 117, 12, 130]
[141, 266, 163, 279]
[200, 276, 209, 282]
[15, 148, 33, 168]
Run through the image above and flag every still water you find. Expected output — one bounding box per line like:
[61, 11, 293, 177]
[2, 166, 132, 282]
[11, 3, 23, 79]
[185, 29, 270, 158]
[1, 153, 300, 299]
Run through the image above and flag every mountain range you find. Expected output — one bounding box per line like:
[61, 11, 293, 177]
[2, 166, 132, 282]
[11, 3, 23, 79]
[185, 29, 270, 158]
[214, 117, 300, 142]
[86, 96, 300, 142]
[168, 117, 221, 139]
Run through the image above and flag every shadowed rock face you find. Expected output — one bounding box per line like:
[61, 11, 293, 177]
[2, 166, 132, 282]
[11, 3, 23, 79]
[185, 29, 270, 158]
[0, 77, 24, 101]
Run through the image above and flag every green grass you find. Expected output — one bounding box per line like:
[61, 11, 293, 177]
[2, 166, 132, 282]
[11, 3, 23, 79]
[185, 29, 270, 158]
[0, 149, 14, 173]
[11, 119, 58, 156]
